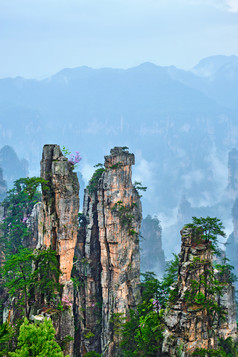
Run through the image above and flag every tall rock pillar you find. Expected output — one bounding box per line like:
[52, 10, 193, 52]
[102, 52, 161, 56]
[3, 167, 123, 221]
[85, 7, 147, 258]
[77, 147, 142, 356]
[39, 144, 79, 356]
[162, 227, 237, 356]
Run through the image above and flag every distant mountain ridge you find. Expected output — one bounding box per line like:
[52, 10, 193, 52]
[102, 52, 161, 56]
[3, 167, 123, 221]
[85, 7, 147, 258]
[192, 55, 238, 77]
[0, 55, 237, 257]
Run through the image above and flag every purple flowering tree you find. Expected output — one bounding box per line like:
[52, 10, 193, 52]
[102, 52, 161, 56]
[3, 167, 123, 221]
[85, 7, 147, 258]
[62, 146, 82, 169]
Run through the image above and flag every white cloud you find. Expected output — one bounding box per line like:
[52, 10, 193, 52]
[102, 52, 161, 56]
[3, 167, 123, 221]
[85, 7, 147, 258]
[226, 0, 238, 12]
[181, 170, 205, 190]
[184, 0, 238, 12]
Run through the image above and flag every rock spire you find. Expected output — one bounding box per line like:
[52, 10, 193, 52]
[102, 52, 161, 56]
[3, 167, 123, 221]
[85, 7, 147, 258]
[75, 146, 142, 356]
[38, 144, 79, 356]
[162, 227, 237, 356]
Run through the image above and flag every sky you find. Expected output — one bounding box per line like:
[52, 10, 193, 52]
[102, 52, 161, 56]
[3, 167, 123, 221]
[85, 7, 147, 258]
[0, 0, 238, 78]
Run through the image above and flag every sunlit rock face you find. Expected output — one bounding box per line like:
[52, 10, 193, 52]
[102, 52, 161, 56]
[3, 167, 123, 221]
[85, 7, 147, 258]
[39, 144, 79, 357]
[162, 227, 237, 357]
[40, 144, 79, 282]
[76, 147, 142, 356]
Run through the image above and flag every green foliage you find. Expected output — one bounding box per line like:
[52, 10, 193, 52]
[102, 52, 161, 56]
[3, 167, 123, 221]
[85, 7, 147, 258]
[9, 318, 68, 357]
[192, 337, 238, 357]
[61, 146, 82, 168]
[218, 337, 238, 356]
[121, 217, 237, 356]
[15, 177, 48, 200]
[163, 253, 179, 301]
[120, 309, 139, 356]
[109, 313, 125, 336]
[109, 162, 123, 169]
[111, 201, 137, 235]
[87, 166, 105, 194]
[32, 248, 62, 304]
[121, 272, 167, 356]
[121, 306, 164, 356]
[214, 257, 237, 284]
[185, 216, 226, 253]
[1, 248, 33, 318]
[84, 352, 101, 357]
[134, 181, 147, 197]
[1, 248, 62, 318]
[84, 331, 95, 339]
[59, 335, 74, 351]
[0, 177, 46, 255]
[57, 301, 64, 312]
[184, 267, 225, 325]
[62, 146, 71, 157]
[0, 322, 13, 356]
[181, 217, 235, 328]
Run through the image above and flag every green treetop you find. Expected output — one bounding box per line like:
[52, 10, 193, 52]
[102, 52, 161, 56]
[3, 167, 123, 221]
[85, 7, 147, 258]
[9, 318, 68, 357]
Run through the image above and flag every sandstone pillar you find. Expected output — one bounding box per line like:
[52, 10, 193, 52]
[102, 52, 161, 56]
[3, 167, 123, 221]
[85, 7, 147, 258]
[39, 144, 79, 356]
[77, 147, 142, 356]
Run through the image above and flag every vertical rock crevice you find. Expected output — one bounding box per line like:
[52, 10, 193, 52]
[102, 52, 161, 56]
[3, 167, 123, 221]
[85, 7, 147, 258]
[38, 144, 80, 357]
[77, 147, 142, 356]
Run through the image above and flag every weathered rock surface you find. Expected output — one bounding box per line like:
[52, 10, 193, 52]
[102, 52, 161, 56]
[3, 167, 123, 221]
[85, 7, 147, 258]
[75, 147, 142, 356]
[38, 144, 79, 356]
[162, 227, 237, 356]
[26, 202, 43, 250]
[40, 144, 79, 283]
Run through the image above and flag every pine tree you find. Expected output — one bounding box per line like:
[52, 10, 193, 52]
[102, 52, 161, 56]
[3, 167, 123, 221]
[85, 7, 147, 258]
[9, 318, 68, 357]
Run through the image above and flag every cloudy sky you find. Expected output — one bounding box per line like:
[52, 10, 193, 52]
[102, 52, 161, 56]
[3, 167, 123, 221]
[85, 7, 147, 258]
[0, 0, 238, 78]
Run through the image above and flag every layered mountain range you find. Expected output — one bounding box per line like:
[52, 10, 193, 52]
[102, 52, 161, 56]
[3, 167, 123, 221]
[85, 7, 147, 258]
[0, 55, 238, 258]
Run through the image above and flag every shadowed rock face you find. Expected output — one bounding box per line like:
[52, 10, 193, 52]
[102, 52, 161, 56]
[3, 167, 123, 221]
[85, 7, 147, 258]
[40, 144, 79, 283]
[76, 147, 142, 356]
[162, 227, 237, 357]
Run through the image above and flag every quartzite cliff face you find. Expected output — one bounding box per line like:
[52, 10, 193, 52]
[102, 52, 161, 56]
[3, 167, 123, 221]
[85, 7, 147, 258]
[38, 144, 80, 356]
[162, 227, 237, 356]
[39, 144, 79, 283]
[75, 147, 142, 356]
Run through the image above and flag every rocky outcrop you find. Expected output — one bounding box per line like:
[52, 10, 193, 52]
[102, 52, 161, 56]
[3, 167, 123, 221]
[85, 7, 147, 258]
[162, 227, 237, 356]
[140, 215, 165, 277]
[75, 147, 142, 356]
[26, 202, 43, 250]
[38, 144, 80, 356]
[39, 144, 79, 283]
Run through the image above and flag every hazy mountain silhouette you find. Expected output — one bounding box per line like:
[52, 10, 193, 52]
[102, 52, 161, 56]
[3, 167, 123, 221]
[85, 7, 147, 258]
[0, 55, 237, 257]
